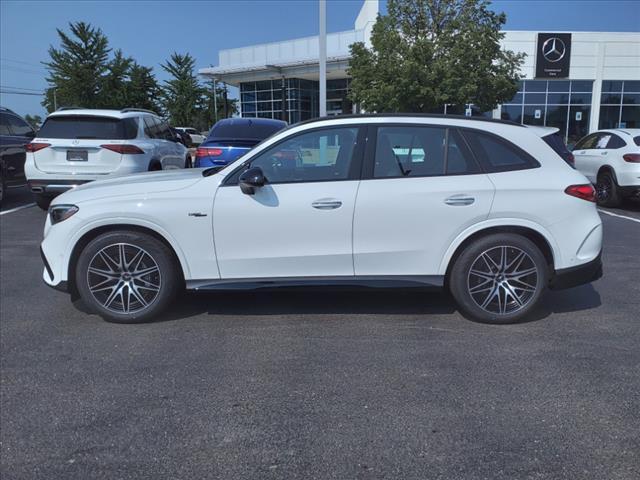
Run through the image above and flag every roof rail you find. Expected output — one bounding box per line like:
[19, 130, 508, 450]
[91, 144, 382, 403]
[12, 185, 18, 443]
[56, 106, 85, 111]
[294, 113, 523, 128]
[0, 106, 16, 114]
[121, 108, 158, 115]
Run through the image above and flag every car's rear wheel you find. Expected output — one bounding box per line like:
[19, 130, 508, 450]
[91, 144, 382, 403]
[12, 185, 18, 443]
[185, 155, 192, 168]
[596, 171, 621, 207]
[35, 193, 52, 210]
[75, 230, 181, 323]
[0, 173, 5, 206]
[449, 233, 547, 324]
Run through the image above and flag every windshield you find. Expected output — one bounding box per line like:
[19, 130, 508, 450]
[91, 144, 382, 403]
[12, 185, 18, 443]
[38, 116, 138, 140]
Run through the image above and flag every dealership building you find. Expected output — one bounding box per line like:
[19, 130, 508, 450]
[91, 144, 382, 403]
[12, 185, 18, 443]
[199, 0, 640, 145]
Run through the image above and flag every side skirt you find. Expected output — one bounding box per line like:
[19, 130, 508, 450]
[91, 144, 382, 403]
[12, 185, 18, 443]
[186, 275, 445, 291]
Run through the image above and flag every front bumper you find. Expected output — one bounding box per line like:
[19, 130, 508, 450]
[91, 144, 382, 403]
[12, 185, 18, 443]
[549, 251, 603, 290]
[40, 246, 69, 292]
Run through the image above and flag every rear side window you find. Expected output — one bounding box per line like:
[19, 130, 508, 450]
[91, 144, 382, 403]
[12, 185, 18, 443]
[605, 134, 626, 149]
[634, 136, 640, 147]
[373, 126, 479, 178]
[38, 116, 138, 140]
[542, 133, 570, 158]
[6, 114, 34, 136]
[461, 130, 539, 173]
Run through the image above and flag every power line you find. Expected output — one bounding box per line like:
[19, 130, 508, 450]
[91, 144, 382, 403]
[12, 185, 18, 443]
[0, 57, 45, 68]
[0, 65, 45, 75]
[0, 85, 44, 92]
[0, 90, 44, 96]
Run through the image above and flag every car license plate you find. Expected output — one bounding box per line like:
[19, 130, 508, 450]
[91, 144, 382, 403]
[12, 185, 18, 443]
[67, 150, 88, 162]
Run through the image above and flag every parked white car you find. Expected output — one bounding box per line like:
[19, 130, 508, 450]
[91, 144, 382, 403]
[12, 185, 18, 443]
[572, 129, 640, 206]
[40, 115, 603, 324]
[175, 127, 205, 146]
[25, 108, 190, 209]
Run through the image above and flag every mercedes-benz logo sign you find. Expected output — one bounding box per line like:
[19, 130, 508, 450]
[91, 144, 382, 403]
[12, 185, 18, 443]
[542, 37, 566, 63]
[72, 139, 80, 145]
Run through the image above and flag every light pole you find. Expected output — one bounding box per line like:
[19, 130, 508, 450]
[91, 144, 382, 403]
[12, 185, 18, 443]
[319, 0, 327, 117]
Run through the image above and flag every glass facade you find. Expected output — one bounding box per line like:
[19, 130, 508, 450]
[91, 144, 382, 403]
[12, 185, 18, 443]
[240, 78, 353, 124]
[599, 80, 640, 129]
[501, 80, 593, 147]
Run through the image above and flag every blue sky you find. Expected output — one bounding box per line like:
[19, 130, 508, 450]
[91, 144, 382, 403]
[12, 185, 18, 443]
[1, 0, 639, 117]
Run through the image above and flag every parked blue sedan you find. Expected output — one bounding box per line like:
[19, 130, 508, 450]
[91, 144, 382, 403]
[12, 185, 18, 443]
[194, 118, 287, 167]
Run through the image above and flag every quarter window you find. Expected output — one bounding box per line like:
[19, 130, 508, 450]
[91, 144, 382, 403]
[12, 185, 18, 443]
[6, 114, 34, 136]
[461, 130, 539, 172]
[237, 127, 360, 184]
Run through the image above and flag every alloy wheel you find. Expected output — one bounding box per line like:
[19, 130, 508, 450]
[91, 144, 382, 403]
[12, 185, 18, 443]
[467, 246, 539, 315]
[86, 243, 161, 314]
[596, 176, 611, 201]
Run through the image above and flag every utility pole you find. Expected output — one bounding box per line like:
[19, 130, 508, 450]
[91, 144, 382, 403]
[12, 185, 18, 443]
[213, 79, 218, 123]
[319, 0, 327, 117]
[53, 89, 57, 111]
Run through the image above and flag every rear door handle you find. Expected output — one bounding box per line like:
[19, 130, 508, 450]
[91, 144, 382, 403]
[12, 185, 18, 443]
[444, 195, 475, 206]
[311, 199, 342, 210]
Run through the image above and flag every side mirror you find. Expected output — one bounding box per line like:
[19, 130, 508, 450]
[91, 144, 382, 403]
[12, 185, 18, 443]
[238, 166, 265, 195]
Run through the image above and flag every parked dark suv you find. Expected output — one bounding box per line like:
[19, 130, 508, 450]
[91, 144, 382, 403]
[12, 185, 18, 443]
[0, 107, 35, 205]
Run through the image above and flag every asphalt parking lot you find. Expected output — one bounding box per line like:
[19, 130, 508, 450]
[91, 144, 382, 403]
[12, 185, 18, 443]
[1, 185, 639, 480]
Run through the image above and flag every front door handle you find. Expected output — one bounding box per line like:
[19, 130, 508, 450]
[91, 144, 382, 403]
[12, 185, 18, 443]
[600, 151, 608, 155]
[444, 194, 475, 206]
[312, 199, 342, 210]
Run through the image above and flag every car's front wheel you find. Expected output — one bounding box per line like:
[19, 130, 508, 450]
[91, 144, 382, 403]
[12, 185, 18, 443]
[449, 233, 548, 324]
[75, 230, 181, 323]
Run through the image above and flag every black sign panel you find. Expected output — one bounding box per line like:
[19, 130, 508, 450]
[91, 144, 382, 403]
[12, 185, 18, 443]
[536, 33, 571, 78]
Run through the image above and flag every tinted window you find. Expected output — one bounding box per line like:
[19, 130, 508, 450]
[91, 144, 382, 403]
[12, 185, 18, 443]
[156, 119, 174, 140]
[374, 126, 478, 178]
[461, 130, 539, 172]
[634, 136, 640, 147]
[6, 114, 34, 136]
[38, 116, 137, 140]
[0, 113, 11, 135]
[209, 120, 285, 142]
[606, 134, 626, 149]
[594, 133, 613, 149]
[542, 132, 572, 162]
[143, 116, 156, 138]
[238, 127, 359, 183]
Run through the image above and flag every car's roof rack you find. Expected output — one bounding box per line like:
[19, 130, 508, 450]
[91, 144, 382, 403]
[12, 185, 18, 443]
[56, 106, 85, 111]
[121, 108, 158, 115]
[295, 113, 523, 128]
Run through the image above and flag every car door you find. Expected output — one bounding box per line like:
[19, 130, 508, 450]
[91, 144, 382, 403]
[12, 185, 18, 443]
[1, 113, 33, 184]
[156, 119, 184, 169]
[573, 133, 602, 183]
[213, 125, 365, 279]
[353, 124, 495, 276]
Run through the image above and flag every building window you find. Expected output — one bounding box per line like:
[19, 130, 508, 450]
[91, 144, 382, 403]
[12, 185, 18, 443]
[501, 80, 593, 146]
[599, 80, 640, 129]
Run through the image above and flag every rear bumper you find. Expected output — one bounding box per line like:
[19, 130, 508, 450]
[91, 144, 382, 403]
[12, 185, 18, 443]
[549, 251, 603, 290]
[28, 179, 90, 195]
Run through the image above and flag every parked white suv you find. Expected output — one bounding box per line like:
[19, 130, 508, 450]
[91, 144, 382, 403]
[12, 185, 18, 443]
[174, 127, 205, 146]
[572, 129, 640, 206]
[26, 108, 189, 209]
[40, 115, 603, 324]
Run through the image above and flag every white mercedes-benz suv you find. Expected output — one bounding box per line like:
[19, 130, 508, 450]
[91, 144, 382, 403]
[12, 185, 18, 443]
[40, 115, 603, 324]
[25, 108, 190, 210]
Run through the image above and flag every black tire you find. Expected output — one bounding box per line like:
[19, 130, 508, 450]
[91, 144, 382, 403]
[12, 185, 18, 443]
[449, 233, 548, 324]
[149, 162, 162, 172]
[596, 171, 621, 207]
[185, 155, 192, 169]
[0, 173, 5, 206]
[75, 230, 182, 323]
[35, 193, 52, 210]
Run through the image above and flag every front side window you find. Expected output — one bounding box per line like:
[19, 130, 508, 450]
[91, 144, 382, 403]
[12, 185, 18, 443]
[235, 127, 360, 184]
[373, 126, 479, 178]
[143, 116, 158, 139]
[574, 133, 598, 150]
[461, 130, 539, 173]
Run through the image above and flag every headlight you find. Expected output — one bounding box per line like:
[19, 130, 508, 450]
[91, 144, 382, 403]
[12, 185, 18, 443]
[48, 204, 79, 225]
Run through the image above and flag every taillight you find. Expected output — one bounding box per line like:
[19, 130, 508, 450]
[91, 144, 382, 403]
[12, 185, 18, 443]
[101, 144, 145, 154]
[623, 153, 640, 163]
[565, 184, 596, 202]
[196, 147, 223, 158]
[25, 143, 50, 152]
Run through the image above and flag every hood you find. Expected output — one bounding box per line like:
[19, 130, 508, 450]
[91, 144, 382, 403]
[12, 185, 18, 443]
[53, 169, 205, 205]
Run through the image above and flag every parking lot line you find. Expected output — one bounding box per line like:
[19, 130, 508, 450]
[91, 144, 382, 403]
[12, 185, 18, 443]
[598, 209, 640, 224]
[0, 203, 36, 216]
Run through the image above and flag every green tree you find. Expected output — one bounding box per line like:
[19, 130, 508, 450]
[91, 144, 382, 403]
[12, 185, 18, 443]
[160, 53, 204, 126]
[348, 0, 525, 113]
[195, 79, 238, 131]
[99, 49, 133, 109]
[42, 22, 110, 111]
[125, 63, 161, 113]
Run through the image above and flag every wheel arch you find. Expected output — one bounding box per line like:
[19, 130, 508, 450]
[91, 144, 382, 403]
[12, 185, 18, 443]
[596, 165, 617, 182]
[442, 224, 556, 285]
[66, 223, 188, 297]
